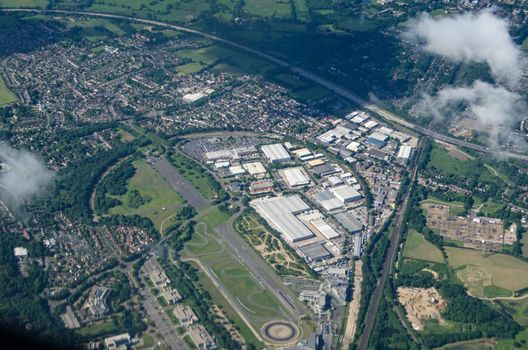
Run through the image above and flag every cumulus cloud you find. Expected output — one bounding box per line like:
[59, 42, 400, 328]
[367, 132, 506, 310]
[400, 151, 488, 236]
[0, 143, 53, 205]
[403, 9, 525, 87]
[417, 80, 527, 140]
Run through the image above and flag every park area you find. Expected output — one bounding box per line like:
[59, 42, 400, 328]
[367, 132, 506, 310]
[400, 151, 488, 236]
[446, 247, 528, 298]
[0, 75, 17, 106]
[403, 230, 444, 264]
[109, 158, 186, 232]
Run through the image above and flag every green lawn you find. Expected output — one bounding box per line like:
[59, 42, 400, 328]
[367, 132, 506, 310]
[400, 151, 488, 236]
[0, 75, 17, 106]
[243, 0, 292, 18]
[76, 319, 117, 337]
[0, 0, 47, 8]
[109, 158, 185, 231]
[446, 247, 528, 297]
[403, 229, 444, 263]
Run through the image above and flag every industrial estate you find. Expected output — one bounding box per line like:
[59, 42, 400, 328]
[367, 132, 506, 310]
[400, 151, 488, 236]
[1, 1, 528, 350]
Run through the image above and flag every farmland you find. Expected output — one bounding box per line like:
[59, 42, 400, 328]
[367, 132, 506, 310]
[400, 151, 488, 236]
[402, 229, 444, 264]
[446, 247, 528, 298]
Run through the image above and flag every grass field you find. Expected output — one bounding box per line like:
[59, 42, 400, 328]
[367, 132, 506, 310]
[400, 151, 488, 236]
[76, 319, 117, 337]
[446, 247, 528, 297]
[497, 297, 528, 326]
[243, 0, 292, 18]
[109, 158, 185, 231]
[169, 151, 218, 200]
[176, 45, 276, 75]
[0, 0, 47, 8]
[402, 229, 444, 263]
[0, 74, 17, 106]
[183, 221, 288, 337]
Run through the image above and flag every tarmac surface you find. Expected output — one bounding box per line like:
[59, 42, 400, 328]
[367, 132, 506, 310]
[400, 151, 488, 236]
[149, 156, 209, 210]
[261, 320, 299, 343]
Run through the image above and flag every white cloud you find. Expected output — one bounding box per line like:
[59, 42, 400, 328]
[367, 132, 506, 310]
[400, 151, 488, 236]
[403, 9, 525, 87]
[0, 143, 53, 205]
[418, 80, 526, 135]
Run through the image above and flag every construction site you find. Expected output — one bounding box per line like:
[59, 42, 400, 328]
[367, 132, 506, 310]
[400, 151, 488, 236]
[421, 203, 516, 251]
[397, 287, 447, 331]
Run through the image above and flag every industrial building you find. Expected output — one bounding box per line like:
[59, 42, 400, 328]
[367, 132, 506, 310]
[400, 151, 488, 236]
[282, 167, 311, 187]
[261, 143, 291, 163]
[312, 163, 340, 177]
[314, 189, 344, 212]
[249, 179, 274, 195]
[229, 165, 246, 176]
[366, 132, 389, 147]
[310, 218, 340, 240]
[298, 242, 332, 262]
[335, 212, 364, 234]
[253, 195, 314, 243]
[242, 161, 267, 177]
[331, 185, 362, 203]
[396, 145, 413, 164]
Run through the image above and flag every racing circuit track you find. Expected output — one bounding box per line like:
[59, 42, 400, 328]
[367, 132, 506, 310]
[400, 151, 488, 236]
[2, 8, 528, 160]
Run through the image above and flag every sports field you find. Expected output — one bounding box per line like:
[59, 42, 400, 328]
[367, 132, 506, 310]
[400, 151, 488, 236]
[402, 230, 444, 264]
[0, 75, 17, 106]
[446, 247, 528, 297]
[109, 158, 185, 231]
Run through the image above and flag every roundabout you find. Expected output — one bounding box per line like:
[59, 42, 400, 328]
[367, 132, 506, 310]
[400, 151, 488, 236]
[261, 320, 299, 344]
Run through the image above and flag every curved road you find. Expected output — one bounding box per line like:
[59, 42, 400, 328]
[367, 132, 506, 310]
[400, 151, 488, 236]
[2, 8, 528, 160]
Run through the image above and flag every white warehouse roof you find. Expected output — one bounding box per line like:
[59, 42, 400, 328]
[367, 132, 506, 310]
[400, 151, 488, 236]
[397, 145, 413, 159]
[254, 195, 313, 243]
[283, 167, 310, 187]
[261, 143, 291, 163]
[332, 185, 362, 203]
[311, 219, 340, 240]
[242, 161, 266, 175]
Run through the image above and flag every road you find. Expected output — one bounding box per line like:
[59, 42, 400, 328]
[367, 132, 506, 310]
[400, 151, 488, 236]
[357, 142, 423, 350]
[215, 213, 309, 320]
[3, 8, 528, 160]
[148, 156, 209, 210]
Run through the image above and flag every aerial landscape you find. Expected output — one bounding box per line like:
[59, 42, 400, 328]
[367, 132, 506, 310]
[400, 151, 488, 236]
[2, 1, 528, 350]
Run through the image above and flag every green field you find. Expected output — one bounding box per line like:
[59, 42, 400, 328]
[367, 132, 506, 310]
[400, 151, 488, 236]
[446, 247, 528, 297]
[436, 338, 497, 350]
[109, 158, 185, 231]
[243, 0, 292, 18]
[176, 45, 276, 75]
[169, 151, 219, 200]
[0, 75, 17, 106]
[182, 220, 288, 335]
[497, 297, 528, 327]
[76, 319, 117, 337]
[0, 0, 47, 8]
[403, 229, 444, 263]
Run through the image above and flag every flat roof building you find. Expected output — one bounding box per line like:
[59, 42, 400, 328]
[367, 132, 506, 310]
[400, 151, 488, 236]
[314, 189, 344, 212]
[253, 195, 313, 243]
[283, 167, 311, 187]
[298, 243, 332, 262]
[188, 325, 216, 350]
[366, 132, 389, 147]
[261, 143, 291, 163]
[310, 219, 340, 240]
[331, 185, 362, 203]
[249, 179, 274, 195]
[173, 304, 198, 326]
[242, 161, 267, 176]
[335, 212, 363, 234]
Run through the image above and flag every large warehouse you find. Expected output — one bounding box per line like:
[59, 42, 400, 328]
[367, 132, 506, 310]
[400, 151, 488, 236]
[253, 195, 314, 243]
[261, 143, 291, 163]
[283, 167, 311, 187]
[331, 185, 362, 203]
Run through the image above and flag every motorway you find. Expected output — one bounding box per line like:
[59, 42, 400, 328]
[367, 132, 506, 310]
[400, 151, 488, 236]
[357, 142, 423, 350]
[2, 8, 528, 160]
